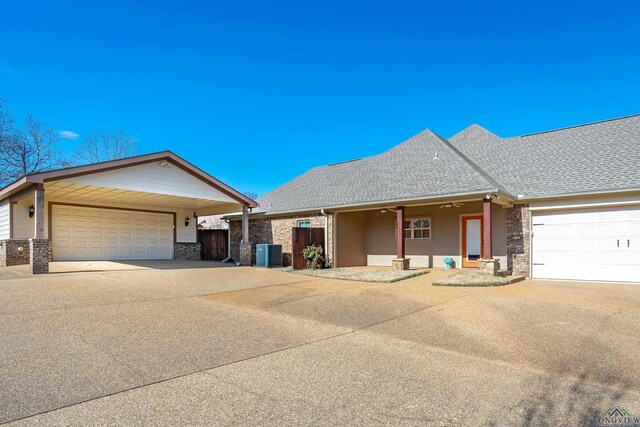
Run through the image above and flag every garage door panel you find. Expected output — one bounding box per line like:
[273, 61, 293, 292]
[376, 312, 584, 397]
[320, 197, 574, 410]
[52, 205, 174, 261]
[532, 206, 640, 283]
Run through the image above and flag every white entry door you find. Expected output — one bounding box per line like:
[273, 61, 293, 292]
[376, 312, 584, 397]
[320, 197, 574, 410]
[531, 206, 640, 282]
[52, 205, 174, 261]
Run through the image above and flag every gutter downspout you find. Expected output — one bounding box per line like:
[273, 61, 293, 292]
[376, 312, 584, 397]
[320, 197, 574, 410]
[320, 208, 330, 267]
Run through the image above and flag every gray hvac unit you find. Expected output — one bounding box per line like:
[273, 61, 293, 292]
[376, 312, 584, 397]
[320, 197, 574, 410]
[255, 244, 283, 267]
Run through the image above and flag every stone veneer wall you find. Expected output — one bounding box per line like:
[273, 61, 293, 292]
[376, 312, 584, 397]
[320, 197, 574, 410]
[174, 242, 202, 261]
[506, 203, 530, 277]
[230, 213, 334, 267]
[0, 239, 31, 267]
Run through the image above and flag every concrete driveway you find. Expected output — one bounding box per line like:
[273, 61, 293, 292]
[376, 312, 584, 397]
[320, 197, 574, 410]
[1, 263, 639, 426]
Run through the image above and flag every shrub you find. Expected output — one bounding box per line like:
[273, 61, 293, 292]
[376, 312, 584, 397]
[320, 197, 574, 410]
[302, 244, 325, 269]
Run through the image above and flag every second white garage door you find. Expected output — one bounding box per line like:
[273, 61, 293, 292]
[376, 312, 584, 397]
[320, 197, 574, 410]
[52, 205, 174, 261]
[531, 206, 640, 283]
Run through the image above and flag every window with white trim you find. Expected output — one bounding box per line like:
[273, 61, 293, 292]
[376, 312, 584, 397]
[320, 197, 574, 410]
[398, 217, 431, 239]
[297, 220, 311, 228]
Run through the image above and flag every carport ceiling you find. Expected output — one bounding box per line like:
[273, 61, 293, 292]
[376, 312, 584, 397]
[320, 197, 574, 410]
[45, 181, 240, 212]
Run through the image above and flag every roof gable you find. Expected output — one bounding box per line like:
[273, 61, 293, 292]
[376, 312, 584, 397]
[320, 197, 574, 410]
[453, 115, 640, 198]
[0, 151, 257, 207]
[257, 129, 503, 213]
[61, 160, 239, 203]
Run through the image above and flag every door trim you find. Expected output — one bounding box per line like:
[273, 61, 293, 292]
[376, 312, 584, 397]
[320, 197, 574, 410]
[461, 214, 483, 268]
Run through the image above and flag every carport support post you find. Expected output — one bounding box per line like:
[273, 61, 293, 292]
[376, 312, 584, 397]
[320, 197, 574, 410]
[239, 205, 251, 266]
[30, 184, 49, 274]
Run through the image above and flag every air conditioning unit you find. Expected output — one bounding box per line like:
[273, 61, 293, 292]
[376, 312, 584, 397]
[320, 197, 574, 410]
[255, 244, 283, 268]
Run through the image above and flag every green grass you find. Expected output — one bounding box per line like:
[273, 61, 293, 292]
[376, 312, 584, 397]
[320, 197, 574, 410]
[433, 272, 509, 287]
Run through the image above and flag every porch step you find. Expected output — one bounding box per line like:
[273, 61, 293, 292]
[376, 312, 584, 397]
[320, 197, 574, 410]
[496, 270, 509, 277]
[507, 275, 526, 284]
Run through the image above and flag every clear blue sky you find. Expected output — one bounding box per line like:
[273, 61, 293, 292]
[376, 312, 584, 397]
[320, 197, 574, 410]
[1, 1, 639, 196]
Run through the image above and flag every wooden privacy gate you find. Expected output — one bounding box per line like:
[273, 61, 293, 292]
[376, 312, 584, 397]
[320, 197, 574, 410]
[292, 227, 325, 270]
[197, 229, 229, 261]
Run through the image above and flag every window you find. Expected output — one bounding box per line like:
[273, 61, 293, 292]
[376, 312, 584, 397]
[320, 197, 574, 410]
[297, 220, 311, 228]
[399, 217, 431, 239]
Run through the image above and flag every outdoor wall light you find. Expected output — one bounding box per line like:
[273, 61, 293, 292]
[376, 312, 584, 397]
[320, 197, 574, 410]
[380, 209, 387, 213]
[28, 205, 35, 218]
[185, 217, 191, 227]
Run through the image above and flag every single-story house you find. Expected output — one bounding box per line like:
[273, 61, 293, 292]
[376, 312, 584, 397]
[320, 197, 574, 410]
[0, 151, 256, 273]
[228, 114, 640, 283]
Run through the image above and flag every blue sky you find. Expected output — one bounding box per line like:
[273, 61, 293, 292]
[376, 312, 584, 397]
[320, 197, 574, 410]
[1, 1, 639, 196]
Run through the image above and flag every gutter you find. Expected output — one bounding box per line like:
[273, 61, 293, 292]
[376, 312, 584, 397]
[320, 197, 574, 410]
[224, 189, 514, 219]
[320, 208, 330, 267]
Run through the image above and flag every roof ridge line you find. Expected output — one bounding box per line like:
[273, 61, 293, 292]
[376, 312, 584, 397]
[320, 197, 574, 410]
[517, 113, 640, 137]
[433, 133, 514, 198]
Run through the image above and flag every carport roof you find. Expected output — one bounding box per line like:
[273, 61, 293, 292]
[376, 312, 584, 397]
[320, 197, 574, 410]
[0, 151, 257, 208]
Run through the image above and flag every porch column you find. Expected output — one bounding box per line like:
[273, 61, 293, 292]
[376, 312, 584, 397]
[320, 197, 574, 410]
[239, 205, 251, 265]
[30, 184, 49, 274]
[479, 195, 499, 276]
[482, 196, 492, 258]
[396, 206, 405, 258]
[392, 206, 410, 270]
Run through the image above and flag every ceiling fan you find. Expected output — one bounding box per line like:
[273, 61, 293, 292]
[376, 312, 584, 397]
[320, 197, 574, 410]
[440, 202, 464, 209]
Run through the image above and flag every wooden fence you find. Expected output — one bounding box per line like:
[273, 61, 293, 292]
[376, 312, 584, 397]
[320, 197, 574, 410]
[197, 229, 229, 261]
[292, 227, 325, 270]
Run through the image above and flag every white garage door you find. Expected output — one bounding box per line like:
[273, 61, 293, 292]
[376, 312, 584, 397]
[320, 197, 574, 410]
[531, 206, 640, 282]
[52, 205, 174, 261]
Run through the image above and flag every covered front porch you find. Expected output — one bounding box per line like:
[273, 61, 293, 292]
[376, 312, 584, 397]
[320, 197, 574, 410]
[333, 194, 510, 272]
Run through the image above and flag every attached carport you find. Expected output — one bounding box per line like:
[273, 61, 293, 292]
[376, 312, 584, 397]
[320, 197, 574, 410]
[0, 151, 256, 273]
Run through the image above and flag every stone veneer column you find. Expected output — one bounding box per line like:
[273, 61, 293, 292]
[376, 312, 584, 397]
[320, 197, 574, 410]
[29, 239, 49, 274]
[506, 203, 530, 277]
[239, 241, 252, 266]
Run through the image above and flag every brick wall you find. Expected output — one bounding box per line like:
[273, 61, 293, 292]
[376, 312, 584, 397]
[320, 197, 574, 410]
[174, 242, 201, 260]
[230, 213, 333, 267]
[0, 239, 31, 267]
[506, 203, 530, 277]
[29, 239, 49, 274]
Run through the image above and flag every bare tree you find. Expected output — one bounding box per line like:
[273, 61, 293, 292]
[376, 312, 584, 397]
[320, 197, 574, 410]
[75, 128, 137, 164]
[0, 110, 63, 186]
[243, 191, 259, 200]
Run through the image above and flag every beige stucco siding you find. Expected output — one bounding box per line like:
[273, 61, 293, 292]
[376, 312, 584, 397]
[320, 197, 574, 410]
[0, 200, 10, 239]
[337, 201, 507, 268]
[335, 211, 367, 267]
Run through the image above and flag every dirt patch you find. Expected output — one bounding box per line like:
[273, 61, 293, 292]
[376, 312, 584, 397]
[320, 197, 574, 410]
[433, 272, 509, 287]
[289, 268, 428, 283]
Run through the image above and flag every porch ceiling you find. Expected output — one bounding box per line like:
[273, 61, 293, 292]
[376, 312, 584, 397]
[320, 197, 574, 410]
[44, 181, 243, 214]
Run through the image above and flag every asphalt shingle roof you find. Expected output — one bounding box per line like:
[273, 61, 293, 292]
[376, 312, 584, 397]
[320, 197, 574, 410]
[256, 114, 640, 213]
[256, 129, 502, 213]
[451, 115, 640, 199]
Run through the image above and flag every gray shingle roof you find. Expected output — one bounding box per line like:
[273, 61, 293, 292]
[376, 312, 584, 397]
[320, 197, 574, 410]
[451, 114, 640, 199]
[256, 129, 503, 213]
[256, 114, 640, 214]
